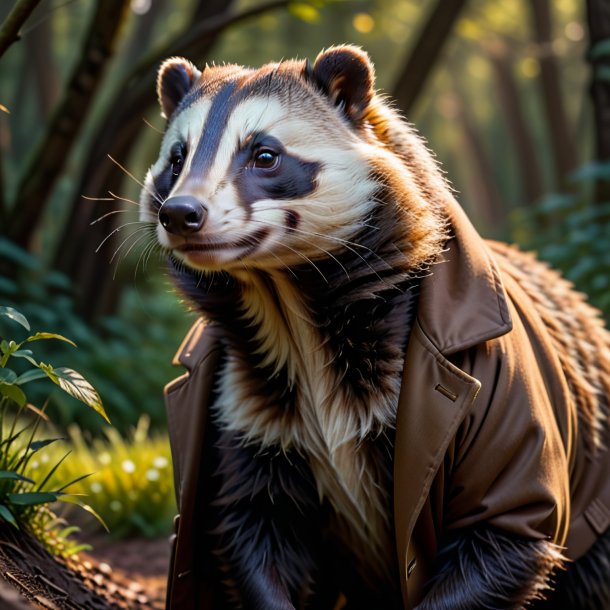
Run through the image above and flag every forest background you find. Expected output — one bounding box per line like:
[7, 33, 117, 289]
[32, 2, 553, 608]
[0, 0, 609, 541]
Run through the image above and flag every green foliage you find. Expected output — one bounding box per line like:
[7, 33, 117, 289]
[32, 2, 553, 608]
[0, 237, 194, 432]
[34, 416, 176, 539]
[0, 306, 106, 555]
[28, 506, 94, 558]
[511, 162, 610, 318]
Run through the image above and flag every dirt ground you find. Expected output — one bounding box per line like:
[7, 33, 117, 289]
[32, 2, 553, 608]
[87, 535, 171, 603]
[0, 536, 171, 609]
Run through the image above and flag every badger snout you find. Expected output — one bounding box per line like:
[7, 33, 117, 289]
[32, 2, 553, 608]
[159, 196, 207, 236]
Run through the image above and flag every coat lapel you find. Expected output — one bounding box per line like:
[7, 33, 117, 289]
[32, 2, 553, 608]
[165, 319, 222, 609]
[393, 322, 481, 607]
[392, 198, 515, 608]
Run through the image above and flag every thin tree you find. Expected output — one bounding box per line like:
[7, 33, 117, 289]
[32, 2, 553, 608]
[7, 0, 131, 249]
[586, 0, 610, 203]
[53, 0, 290, 319]
[392, 0, 470, 115]
[0, 0, 43, 58]
[484, 38, 545, 205]
[529, 0, 577, 184]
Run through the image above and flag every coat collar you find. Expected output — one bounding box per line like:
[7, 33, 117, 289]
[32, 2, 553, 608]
[417, 197, 512, 355]
[393, 197, 514, 608]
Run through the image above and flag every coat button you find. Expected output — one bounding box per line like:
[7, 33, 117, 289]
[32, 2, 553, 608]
[407, 557, 417, 578]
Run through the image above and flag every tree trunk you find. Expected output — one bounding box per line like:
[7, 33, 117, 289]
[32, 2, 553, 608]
[8, 0, 131, 249]
[485, 40, 545, 205]
[120, 0, 167, 67]
[392, 0, 470, 115]
[24, 5, 59, 120]
[0, 116, 5, 224]
[53, 0, 292, 320]
[586, 0, 610, 203]
[530, 0, 577, 184]
[446, 83, 507, 236]
[0, 0, 43, 59]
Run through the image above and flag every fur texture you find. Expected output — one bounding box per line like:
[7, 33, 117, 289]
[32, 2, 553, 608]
[417, 528, 565, 610]
[535, 526, 610, 610]
[141, 46, 610, 609]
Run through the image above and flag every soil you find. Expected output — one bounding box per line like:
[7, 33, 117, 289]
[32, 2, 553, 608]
[86, 535, 171, 602]
[0, 533, 171, 610]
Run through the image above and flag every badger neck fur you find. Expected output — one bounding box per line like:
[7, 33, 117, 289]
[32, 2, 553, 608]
[142, 46, 449, 585]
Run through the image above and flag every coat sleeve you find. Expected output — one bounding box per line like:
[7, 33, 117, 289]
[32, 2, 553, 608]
[441, 300, 572, 547]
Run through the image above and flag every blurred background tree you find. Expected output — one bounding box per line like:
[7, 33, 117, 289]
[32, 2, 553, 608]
[0, 0, 607, 435]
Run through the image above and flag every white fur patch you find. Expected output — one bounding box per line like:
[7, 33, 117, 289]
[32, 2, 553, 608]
[212, 271, 398, 577]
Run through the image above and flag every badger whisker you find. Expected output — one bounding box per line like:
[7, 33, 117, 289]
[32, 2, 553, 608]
[82, 195, 116, 202]
[110, 225, 154, 265]
[269, 240, 330, 284]
[107, 190, 143, 208]
[142, 117, 164, 135]
[108, 154, 164, 207]
[90, 209, 131, 225]
[95, 220, 151, 254]
[137, 236, 163, 275]
[132, 231, 161, 278]
[113, 232, 153, 280]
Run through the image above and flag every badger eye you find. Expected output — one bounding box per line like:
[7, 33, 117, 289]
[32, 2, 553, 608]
[170, 143, 186, 177]
[253, 149, 279, 170]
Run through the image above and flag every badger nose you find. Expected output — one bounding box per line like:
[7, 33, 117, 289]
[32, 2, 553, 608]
[158, 196, 207, 236]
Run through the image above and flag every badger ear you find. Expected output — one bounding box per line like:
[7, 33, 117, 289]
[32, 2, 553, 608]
[157, 58, 202, 120]
[310, 46, 375, 123]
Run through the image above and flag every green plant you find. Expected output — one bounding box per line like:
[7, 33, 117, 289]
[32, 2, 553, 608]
[511, 162, 610, 319]
[0, 305, 109, 553]
[36, 416, 176, 539]
[0, 237, 194, 433]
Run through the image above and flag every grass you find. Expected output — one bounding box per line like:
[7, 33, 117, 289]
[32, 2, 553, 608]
[0, 305, 110, 556]
[30, 416, 176, 539]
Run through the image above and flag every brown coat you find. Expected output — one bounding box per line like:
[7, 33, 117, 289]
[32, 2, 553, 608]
[163, 198, 610, 609]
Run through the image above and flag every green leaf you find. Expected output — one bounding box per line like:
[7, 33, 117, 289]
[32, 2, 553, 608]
[0, 239, 40, 271]
[0, 383, 26, 407]
[30, 438, 64, 452]
[0, 340, 21, 368]
[58, 498, 110, 533]
[64, 543, 93, 556]
[0, 369, 17, 384]
[6, 492, 60, 506]
[0, 307, 30, 331]
[35, 450, 71, 492]
[0, 504, 18, 528]
[55, 471, 92, 493]
[48, 367, 109, 423]
[15, 369, 48, 385]
[538, 192, 576, 214]
[10, 350, 38, 367]
[596, 64, 610, 83]
[0, 471, 34, 484]
[56, 525, 80, 539]
[590, 38, 610, 61]
[25, 333, 77, 348]
[569, 161, 610, 184]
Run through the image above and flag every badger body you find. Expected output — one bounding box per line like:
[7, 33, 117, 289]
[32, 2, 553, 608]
[141, 47, 610, 609]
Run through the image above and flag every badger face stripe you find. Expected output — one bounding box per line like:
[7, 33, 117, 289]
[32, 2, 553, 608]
[230, 134, 320, 209]
[187, 80, 239, 182]
[172, 75, 321, 211]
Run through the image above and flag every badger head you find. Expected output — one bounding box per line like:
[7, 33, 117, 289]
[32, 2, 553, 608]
[140, 46, 403, 273]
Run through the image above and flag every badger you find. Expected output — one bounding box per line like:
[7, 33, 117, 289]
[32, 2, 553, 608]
[139, 46, 610, 609]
